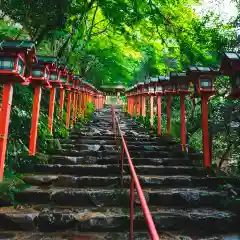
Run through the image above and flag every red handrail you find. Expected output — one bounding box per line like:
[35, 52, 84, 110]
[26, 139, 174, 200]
[111, 105, 160, 240]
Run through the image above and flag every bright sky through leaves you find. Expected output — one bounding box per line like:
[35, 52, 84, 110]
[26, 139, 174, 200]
[194, 0, 237, 22]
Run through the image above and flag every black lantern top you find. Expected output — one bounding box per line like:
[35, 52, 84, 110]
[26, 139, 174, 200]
[187, 66, 220, 78]
[220, 52, 240, 76]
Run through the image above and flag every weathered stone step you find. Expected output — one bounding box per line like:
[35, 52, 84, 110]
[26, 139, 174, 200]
[20, 174, 237, 189]
[18, 164, 209, 176]
[60, 143, 168, 151]
[14, 186, 227, 208]
[1, 231, 240, 240]
[0, 205, 237, 234]
[69, 134, 114, 140]
[49, 149, 185, 158]
[60, 138, 178, 147]
[49, 155, 194, 166]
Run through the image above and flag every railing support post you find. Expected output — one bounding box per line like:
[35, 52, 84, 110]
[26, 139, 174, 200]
[201, 94, 211, 168]
[121, 147, 124, 188]
[180, 94, 187, 151]
[59, 88, 65, 119]
[166, 95, 172, 135]
[0, 84, 13, 180]
[130, 177, 134, 240]
[48, 87, 56, 135]
[29, 87, 42, 156]
[157, 95, 162, 136]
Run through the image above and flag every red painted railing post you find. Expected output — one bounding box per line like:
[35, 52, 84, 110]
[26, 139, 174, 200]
[150, 96, 154, 128]
[111, 105, 159, 240]
[130, 177, 135, 240]
[59, 88, 65, 119]
[201, 94, 211, 167]
[48, 87, 56, 135]
[166, 95, 172, 135]
[0, 84, 13, 180]
[66, 91, 72, 129]
[29, 87, 42, 156]
[157, 95, 162, 136]
[180, 94, 187, 151]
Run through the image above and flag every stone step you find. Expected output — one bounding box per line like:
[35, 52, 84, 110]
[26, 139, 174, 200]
[1, 231, 240, 240]
[0, 206, 237, 234]
[18, 164, 209, 176]
[69, 134, 115, 140]
[20, 174, 236, 189]
[49, 149, 186, 158]
[49, 155, 194, 166]
[60, 143, 168, 151]
[14, 186, 227, 208]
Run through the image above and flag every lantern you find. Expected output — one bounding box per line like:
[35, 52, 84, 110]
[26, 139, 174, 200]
[0, 40, 36, 84]
[29, 56, 57, 88]
[220, 52, 240, 98]
[187, 66, 219, 96]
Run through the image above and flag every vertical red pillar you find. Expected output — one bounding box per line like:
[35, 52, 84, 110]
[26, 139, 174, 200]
[0, 84, 13, 180]
[141, 95, 146, 118]
[66, 91, 72, 129]
[137, 95, 141, 117]
[59, 88, 65, 119]
[71, 92, 76, 127]
[157, 95, 162, 136]
[201, 94, 211, 168]
[166, 95, 172, 135]
[29, 87, 42, 156]
[48, 87, 56, 135]
[150, 96, 154, 128]
[180, 94, 187, 151]
[74, 92, 78, 122]
[82, 93, 85, 117]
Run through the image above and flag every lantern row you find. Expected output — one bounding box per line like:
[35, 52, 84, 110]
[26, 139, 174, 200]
[0, 40, 105, 180]
[125, 52, 240, 169]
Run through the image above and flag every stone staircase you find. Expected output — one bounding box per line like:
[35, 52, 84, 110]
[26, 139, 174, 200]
[0, 106, 239, 239]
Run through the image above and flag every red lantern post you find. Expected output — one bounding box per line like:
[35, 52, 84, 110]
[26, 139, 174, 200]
[163, 76, 176, 135]
[155, 76, 167, 136]
[28, 56, 55, 156]
[0, 40, 36, 180]
[47, 63, 63, 134]
[58, 66, 71, 119]
[172, 72, 189, 151]
[149, 77, 158, 128]
[187, 66, 219, 167]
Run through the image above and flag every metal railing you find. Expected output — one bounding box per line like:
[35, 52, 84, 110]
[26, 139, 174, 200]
[111, 105, 159, 240]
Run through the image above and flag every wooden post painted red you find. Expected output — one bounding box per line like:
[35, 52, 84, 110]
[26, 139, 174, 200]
[157, 95, 162, 136]
[201, 94, 211, 167]
[0, 84, 13, 180]
[166, 95, 172, 135]
[66, 91, 72, 129]
[180, 94, 186, 151]
[29, 87, 41, 156]
[48, 87, 56, 134]
[141, 95, 146, 118]
[150, 96, 154, 128]
[59, 88, 65, 119]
